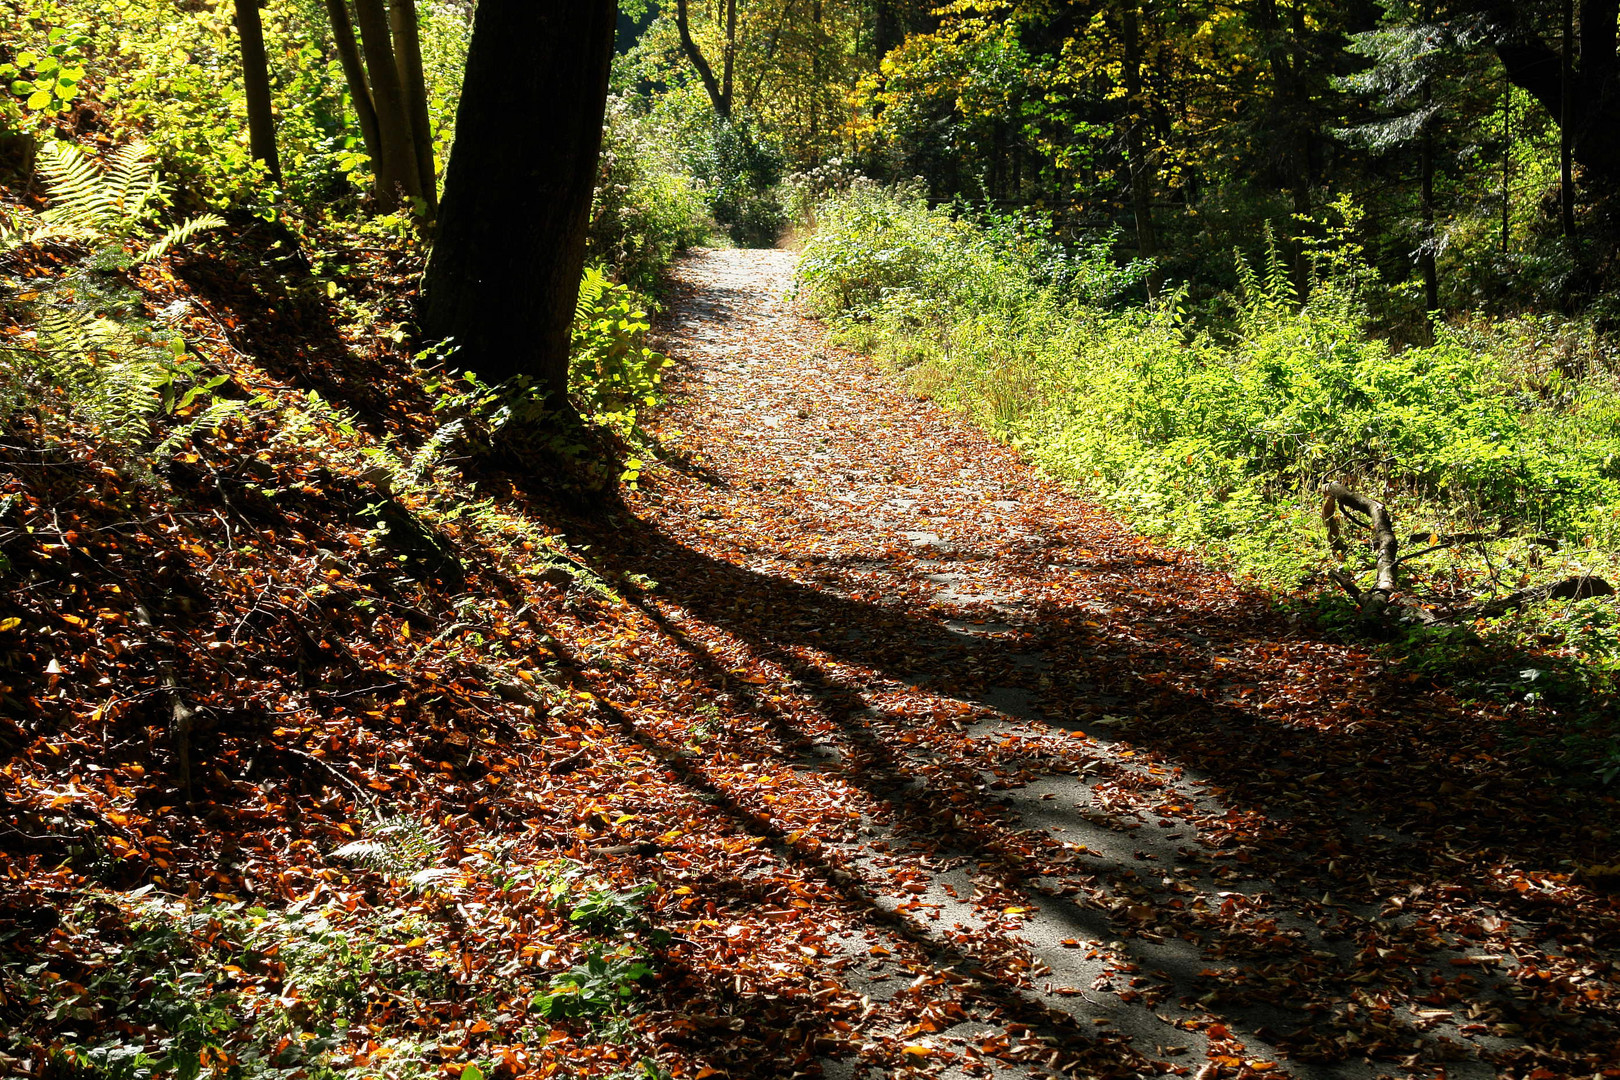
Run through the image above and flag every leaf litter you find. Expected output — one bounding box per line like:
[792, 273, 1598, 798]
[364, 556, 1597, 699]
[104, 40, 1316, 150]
[0, 240, 1617, 1080]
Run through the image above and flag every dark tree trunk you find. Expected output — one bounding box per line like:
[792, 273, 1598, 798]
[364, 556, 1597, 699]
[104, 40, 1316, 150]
[1121, 2, 1158, 291]
[322, 0, 382, 168]
[1501, 79, 1512, 254]
[421, 0, 619, 401]
[1560, 0, 1576, 237]
[352, 0, 421, 210]
[722, 0, 738, 114]
[676, 0, 730, 117]
[233, 0, 281, 183]
[1252, 0, 1312, 293]
[388, 0, 437, 217]
[1487, 0, 1620, 186]
[1420, 33, 1439, 325]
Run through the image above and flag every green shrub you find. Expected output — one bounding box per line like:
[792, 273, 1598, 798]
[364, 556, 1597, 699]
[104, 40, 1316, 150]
[798, 181, 1620, 636]
[588, 96, 713, 294]
[569, 267, 670, 446]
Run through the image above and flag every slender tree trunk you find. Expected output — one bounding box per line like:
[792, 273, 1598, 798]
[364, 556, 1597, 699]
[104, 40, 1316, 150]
[1121, 2, 1158, 292]
[1560, 0, 1576, 239]
[676, 0, 730, 117]
[721, 0, 737, 114]
[1492, 0, 1619, 185]
[1420, 60, 1439, 325]
[388, 0, 437, 217]
[322, 0, 382, 169]
[810, 0, 822, 148]
[421, 0, 619, 402]
[233, 0, 281, 183]
[352, 0, 421, 210]
[1501, 79, 1512, 255]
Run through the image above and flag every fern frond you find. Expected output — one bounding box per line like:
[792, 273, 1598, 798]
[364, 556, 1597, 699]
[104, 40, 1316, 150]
[575, 266, 612, 327]
[105, 140, 163, 225]
[38, 139, 117, 235]
[330, 815, 446, 881]
[138, 213, 226, 265]
[154, 397, 244, 457]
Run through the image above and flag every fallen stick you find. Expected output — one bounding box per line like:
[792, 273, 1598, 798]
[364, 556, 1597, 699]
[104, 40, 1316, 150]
[1321, 483, 1611, 623]
[1322, 483, 1400, 616]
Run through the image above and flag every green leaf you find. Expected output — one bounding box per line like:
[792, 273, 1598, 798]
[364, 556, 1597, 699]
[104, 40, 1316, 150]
[461, 1065, 485, 1080]
[16, 52, 37, 67]
[10, 80, 31, 96]
[25, 89, 52, 110]
[35, 57, 59, 75]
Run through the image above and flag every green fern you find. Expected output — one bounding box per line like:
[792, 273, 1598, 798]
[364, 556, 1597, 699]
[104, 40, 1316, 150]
[31, 139, 222, 262]
[331, 814, 452, 890]
[575, 265, 613, 328]
[0, 141, 235, 451]
[140, 214, 226, 265]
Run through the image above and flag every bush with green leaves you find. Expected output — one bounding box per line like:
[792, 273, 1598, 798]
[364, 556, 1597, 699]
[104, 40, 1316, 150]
[690, 115, 786, 247]
[569, 266, 670, 444]
[643, 88, 785, 248]
[588, 96, 714, 294]
[1, 20, 88, 126]
[800, 184, 1620, 676]
[8, 0, 471, 221]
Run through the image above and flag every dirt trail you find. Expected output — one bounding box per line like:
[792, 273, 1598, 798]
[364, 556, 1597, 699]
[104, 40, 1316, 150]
[612, 248, 1620, 1080]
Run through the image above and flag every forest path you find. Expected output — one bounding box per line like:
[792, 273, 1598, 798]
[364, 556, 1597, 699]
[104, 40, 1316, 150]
[609, 248, 1617, 1080]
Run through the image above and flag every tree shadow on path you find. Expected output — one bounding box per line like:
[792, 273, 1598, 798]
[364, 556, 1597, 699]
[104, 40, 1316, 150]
[563, 499, 1620, 1078]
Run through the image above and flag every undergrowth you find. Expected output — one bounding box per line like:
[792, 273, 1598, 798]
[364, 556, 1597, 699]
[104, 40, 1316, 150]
[798, 182, 1620, 779]
[10, 834, 662, 1080]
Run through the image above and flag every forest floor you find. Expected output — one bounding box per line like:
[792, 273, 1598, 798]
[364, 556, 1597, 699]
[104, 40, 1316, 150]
[612, 247, 1620, 1080]
[5, 240, 1620, 1080]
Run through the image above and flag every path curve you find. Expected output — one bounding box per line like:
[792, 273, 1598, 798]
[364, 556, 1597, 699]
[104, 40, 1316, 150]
[613, 248, 1619, 1080]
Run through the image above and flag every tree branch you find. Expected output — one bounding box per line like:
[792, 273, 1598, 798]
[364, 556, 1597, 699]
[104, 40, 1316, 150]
[675, 0, 730, 117]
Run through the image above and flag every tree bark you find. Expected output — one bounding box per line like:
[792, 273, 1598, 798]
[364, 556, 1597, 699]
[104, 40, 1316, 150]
[1420, 66, 1439, 324]
[233, 0, 281, 183]
[1560, 0, 1576, 237]
[352, 0, 421, 210]
[421, 0, 619, 400]
[388, 0, 437, 217]
[1121, 2, 1158, 291]
[1486, 0, 1620, 183]
[722, 0, 738, 115]
[1323, 484, 1400, 601]
[676, 0, 730, 117]
[322, 0, 383, 170]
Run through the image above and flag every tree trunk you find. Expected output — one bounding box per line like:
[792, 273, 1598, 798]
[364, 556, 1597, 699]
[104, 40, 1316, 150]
[1420, 67, 1439, 327]
[1560, 0, 1576, 238]
[322, 0, 382, 170]
[676, 0, 730, 117]
[722, 0, 738, 115]
[388, 0, 437, 217]
[421, 0, 619, 401]
[233, 0, 281, 183]
[352, 0, 421, 210]
[1121, 2, 1158, 291]
[1489, 0, 1620, 186]
[1501, 78, 1512, 254]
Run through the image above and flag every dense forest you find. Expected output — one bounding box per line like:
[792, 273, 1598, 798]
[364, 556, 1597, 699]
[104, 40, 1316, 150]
[4, 2, 1620, 1079]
